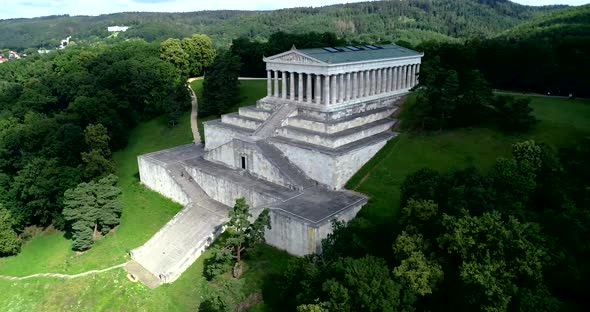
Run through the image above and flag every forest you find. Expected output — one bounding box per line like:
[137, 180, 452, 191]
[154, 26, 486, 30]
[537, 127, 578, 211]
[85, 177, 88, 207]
[0, 0, 566, 50]
[0, 36, 215, 252]
[0, 1, 589, 311]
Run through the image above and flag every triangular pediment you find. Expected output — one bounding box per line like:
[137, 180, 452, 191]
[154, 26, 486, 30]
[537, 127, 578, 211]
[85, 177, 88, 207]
[264, 50, 324, 65]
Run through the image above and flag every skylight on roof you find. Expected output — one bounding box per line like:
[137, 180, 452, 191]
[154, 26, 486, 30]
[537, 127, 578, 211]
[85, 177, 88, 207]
[364, 45, 383, 50]
[323, 47, 340, 53]
[345, 46, 362, 51]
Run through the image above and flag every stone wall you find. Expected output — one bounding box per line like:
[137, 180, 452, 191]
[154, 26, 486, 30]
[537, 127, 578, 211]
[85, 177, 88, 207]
[204, 139, 293, 188]
[265, 201, 364, 256]
[203, 122, 250, 151]
[184, 165, 282, 209]
[297, 94, 402, 121]
[270, 137, 389, 190]
[138, 156, 189, 205]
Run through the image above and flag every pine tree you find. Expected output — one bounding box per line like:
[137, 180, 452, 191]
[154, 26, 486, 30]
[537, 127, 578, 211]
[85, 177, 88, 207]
[63, 174, 122, 251]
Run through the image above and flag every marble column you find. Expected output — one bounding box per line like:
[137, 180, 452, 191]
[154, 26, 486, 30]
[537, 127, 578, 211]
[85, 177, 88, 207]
[298, 73, 304, 102]
[371, 70, 376, 95]
[366, 70, 371, 96]
[415, 64, 420, 86]
[266, 70, 271, 96]
[359, 71, 365, 98]
[289, 72, 295, 100]
[352, 72, 359, 99]
[345, 73, 351, 101]
[336, 74, 342, 103]
[410, 64, 416, 88]
[305, 74, 313, 103]
[315, 75, 322, 104]
[387, 67, 393, 92]
[400, 65, 406, 89]
[392, 66, 399, 91]
[407, 65, 411, 89]
[377, 68, 385, 94]
[282, 71, 287, 99]
[397, 66, 402, 90]
[330, 75, 337, 104]
[323, 75, 330, 105]
[273, 71, 279, 97]
[351, 72, 357, 100]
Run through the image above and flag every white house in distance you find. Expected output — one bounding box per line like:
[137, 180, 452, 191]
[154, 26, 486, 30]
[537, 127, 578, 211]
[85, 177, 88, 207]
[107, 26, 130, 32]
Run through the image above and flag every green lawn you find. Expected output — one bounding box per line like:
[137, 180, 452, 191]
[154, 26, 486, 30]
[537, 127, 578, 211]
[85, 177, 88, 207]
[348, 95, 590, 221]
[1, 82, 589, 311]
[0, 80, 289, 311]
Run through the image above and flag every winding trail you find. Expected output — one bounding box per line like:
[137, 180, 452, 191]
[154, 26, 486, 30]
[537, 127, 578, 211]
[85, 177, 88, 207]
[0, 262, 128, 281]
[187, 77, 203, 144]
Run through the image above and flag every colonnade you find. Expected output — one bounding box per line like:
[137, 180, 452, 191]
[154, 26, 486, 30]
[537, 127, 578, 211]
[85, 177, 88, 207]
[265, 63, 420, 105]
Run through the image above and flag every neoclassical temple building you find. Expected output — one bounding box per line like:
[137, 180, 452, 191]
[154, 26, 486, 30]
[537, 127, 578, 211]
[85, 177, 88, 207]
[264, 44, 420, 107]
[131, 44, 423, 287]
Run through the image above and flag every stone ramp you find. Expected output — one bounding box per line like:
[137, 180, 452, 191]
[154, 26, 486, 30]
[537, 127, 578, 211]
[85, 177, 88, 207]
[130, 161, 229, 285]
[253, 102, 296, 137]
[255, 140, 316, 190]
[124, 260, 161, 289]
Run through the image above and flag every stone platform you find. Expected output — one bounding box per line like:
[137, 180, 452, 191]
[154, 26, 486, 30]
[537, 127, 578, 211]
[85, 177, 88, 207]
[132, 44, 421, 286]
[138, 144, 367, 258]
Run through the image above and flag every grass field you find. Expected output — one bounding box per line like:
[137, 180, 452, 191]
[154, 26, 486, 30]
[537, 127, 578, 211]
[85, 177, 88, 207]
[0, 80, 290, 311]
[348, 95, 590, 221]
[1, 80, 589, 311]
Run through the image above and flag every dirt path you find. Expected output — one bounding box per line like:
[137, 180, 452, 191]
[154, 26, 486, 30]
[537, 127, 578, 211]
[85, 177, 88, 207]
[0, 262, 128, 281]
[187, 77, 203, 144]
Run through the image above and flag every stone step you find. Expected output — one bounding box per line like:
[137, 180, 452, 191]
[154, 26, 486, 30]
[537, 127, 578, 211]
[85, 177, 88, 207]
[238, 106, 273, 121]
[253, 103, 297, 138]
[131, 165, 229, 284]
[221, 113, 262, 130]
[276, 118, 397, 149]
[132, 201, 225, 282]
[204, 120, 255, 150]
[270, 131, 398, 156]
[287, 107, 397, 134]
[255, 140, 317, 190]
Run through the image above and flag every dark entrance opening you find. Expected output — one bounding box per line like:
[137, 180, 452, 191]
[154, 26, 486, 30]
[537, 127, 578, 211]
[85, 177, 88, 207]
[241, 156, 246, 170]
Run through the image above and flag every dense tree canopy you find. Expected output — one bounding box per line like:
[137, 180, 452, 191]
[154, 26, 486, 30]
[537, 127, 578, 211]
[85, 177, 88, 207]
[0, 1, 565, 51]
[0, 39, 191, 233]
[275, 139, 590, 311]
[201, 50, 241, 117]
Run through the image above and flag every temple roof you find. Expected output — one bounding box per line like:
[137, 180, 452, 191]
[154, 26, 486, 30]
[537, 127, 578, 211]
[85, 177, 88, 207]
[294, 44, 422, 64]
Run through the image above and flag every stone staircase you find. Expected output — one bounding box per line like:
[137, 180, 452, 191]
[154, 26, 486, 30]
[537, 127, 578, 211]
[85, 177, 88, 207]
[255, 140, 316, 190]
[253, 102, 297, 137]
[129, 164, 229, 284]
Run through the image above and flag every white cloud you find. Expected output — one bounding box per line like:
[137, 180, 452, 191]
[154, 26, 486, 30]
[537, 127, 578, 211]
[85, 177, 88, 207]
[1, 0, 588, 20]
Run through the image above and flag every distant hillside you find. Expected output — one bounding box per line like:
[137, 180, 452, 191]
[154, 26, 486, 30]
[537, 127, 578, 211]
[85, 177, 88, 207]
[498, 3, 590, 40]
[0, 0, 565, 50]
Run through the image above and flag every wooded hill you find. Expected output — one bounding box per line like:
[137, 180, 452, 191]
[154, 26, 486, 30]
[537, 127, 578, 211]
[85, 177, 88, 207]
[0, 0, 565, 50]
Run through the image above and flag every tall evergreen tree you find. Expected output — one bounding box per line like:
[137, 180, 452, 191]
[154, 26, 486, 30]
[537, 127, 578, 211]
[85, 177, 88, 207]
[201, 50, 241, 116]
[62, 174, 122, 251]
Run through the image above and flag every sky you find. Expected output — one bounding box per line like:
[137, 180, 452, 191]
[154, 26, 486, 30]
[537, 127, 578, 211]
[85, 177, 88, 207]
[0, 0, 588, 20]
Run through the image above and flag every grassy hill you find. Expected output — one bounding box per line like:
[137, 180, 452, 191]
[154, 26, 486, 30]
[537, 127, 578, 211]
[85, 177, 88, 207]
[498, 3, 590, 40]
[1, 79, 589, 310]
[0, 0, 565, 50]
